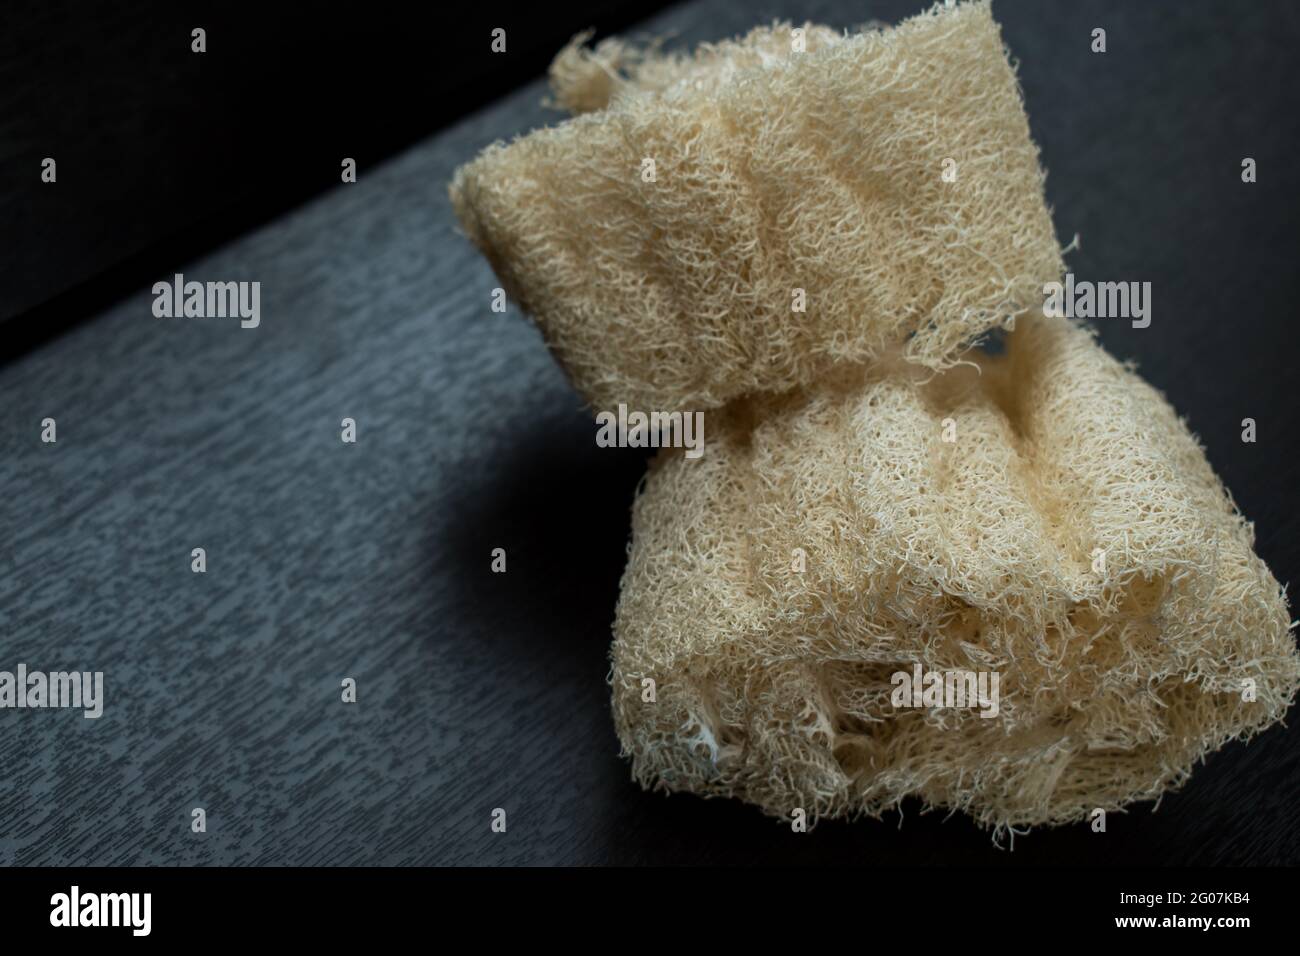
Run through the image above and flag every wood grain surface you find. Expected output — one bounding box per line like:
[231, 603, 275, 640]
[2, 0, 1297, 865]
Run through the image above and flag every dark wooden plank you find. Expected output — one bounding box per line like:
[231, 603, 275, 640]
[0, 0, 670, 327]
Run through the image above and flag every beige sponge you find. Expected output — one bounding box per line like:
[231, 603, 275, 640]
[450, 1, 1064, 412]
[610, 315, 1299, 832]
[547, 22, 845, 116]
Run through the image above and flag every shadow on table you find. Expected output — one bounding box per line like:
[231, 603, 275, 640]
[438, 416, 650, 652]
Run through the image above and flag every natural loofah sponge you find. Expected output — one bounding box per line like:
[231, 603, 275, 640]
[547, 22, 845, 116]
[610, 315, 1299, 832]
[450, 1, 1064, 412]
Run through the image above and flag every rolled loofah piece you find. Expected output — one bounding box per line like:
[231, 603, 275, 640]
[547, 23, 844, 116]
[610, 315, 1299, 832]
[451, 1, 1064, 412]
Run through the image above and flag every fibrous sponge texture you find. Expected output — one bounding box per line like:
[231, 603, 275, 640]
[547, 23, 845, 116]
[450, 0, 1297, 832]
[450, 1, 1064, 412]
[611, 316, 1299, 831]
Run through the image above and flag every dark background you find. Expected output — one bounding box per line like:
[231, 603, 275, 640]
[0, 1, 669, 348]
[1, 0, 1297, 865]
